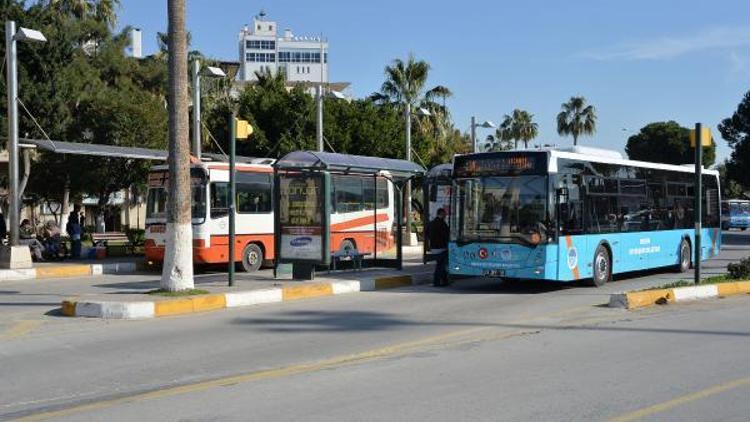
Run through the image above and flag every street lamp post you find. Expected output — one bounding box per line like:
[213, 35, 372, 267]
[191, 59, 226, 160]
[470, 116, 496, 153]
[315, 86, 345, 152]
[3, 21, 45, 269]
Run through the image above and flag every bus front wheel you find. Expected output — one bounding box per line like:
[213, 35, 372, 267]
[241, 243, 263, 272]
[676, 239, 691, 273]
[591, 245, 611, 287]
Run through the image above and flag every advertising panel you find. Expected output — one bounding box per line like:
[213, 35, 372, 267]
[278, 173, 328, 263]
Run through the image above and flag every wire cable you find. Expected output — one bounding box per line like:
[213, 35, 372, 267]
[16, 96, 56, 150]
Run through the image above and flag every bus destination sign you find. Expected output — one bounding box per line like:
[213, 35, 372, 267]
[453, 152, 547, 177]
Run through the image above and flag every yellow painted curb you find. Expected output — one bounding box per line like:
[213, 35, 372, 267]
[154, 298, 194, 317]
[282, 283, 334, 301]
[192, 294, 226, 312]
[36, 265, 91, 279]
[717, 281, 750, 296]
[61, 300, 77, 316]
[624, 289, 675, 309]
[374, 275, 413, 290]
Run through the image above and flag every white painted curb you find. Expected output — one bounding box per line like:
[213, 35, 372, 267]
[672, 285, 718, 301]
[75, 301, 155, 319]
[1, 262, 140, 282]
[225, 288, 283, 308]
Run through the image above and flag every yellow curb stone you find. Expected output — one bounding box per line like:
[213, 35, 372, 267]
[61, 300, 77, 316]
[154, 298, 194, 317]
[374, 275, 412, 290]
[191, 294, 226, 312]
[36, 265, 91, 279]
[282, 283, 334, 301]
[625, 289, 675, 309]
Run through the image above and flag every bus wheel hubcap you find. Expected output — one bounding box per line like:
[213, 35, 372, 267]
[248, 252, 257, 265]
[596, 254, 607, 278]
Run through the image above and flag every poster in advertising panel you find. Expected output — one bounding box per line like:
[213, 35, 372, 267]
[279, 174, 326, 262]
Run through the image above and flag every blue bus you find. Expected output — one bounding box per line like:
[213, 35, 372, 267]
[721, 199, 750, 230]
[448, 147, 721, 286]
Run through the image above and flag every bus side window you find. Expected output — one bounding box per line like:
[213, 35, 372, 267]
[558, 174, 583, 235]
[210, 182, 229, 218]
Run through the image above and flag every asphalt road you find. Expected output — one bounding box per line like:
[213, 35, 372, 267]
[1, 231, 750, 421]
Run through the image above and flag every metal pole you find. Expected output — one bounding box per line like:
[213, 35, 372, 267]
[404, 102, 413, 246]
[471, 115, 477, 153]
[316, 84, 324, 152]
[6, 21, 19, 246]
[228, 113, 236, 286]
[694, 122, 702, 285]
[191, 59, 201, 159]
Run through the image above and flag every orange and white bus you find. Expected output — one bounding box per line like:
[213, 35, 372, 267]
[144, 160, 396, 271]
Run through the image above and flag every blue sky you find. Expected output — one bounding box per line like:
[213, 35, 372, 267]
[118, 0, 750, 164]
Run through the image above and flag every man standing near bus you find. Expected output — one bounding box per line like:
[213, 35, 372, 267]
[427, 208, 450, 287]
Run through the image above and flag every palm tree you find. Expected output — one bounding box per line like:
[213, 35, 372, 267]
[496, 109, 538, 149]
[378, 54, 440, 243]
[45, 0, 120, 27]
[513, 109, 538, 149]
[497, 114, 515, 149]
[556, 96, 597, 146]
[161, 0, 194, 291]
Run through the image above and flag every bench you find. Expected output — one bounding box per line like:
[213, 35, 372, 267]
[91, 232, 133, 256]
[329, 249, 371, 272]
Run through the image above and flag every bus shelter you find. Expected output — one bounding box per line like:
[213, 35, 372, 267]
[423, 163, 453, 263]
[274, 150, 425, 279]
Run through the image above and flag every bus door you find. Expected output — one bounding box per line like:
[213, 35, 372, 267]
[556, 175, 588, 281]
[423, 175, 452, 263]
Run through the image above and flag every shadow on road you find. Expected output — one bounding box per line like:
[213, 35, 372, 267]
[230, 306, 750, 338]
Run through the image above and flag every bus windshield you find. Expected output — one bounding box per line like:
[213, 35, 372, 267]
[730, 202, 750, 216]
[453, 176, 548, 245]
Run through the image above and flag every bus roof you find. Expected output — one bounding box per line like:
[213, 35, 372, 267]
[150, 161, 274, 173]
[549, 149, 719, 176]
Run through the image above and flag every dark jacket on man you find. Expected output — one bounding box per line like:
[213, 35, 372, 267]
[427, 216, 450, 250]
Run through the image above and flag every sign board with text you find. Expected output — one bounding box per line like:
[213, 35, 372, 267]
[277, 172, 330, 264]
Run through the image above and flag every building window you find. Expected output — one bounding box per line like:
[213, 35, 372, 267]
[246, 40, 275, 50]
[268, 25, 273, 31]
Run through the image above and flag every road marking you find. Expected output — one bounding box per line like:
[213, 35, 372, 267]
[13, 305, 605, 421]
[610, 375, 750, 422]
[14, 326, 495, 421]
[1, 320, 42, 340]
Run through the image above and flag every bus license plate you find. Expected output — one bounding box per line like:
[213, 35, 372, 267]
[485, 269, 504, 277]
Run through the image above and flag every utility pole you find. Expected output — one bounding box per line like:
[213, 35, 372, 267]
[404, 102, 413, 246]
[694, 122, 703, 285]
[3, 21, 46, 269]
[191, 59, 201, 159]
[471, 115, 477, 153]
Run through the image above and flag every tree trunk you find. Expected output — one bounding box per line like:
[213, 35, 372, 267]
[573, 133, 578, 146]
[60, 180, 70, 233]
[161, 0, 194, 291]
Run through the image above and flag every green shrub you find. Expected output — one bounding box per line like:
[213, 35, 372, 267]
[125, 228, 146, 246]
[727, 257, 750, 279]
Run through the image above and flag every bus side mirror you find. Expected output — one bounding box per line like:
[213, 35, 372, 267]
[556, 187, 569, 204]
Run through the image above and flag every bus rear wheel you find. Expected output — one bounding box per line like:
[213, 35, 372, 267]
[241, 243, 263, 273]
[590, 245, 611, 287]
[676, 239, 691, 273]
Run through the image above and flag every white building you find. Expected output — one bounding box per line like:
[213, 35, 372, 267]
[238, 10, 329, 84]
